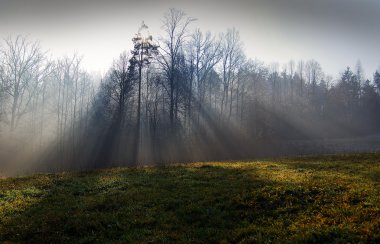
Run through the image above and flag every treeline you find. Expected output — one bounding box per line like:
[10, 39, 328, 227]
[1, 9, 380, 171]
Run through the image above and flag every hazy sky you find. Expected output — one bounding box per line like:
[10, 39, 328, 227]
[1, 0, 379, 78]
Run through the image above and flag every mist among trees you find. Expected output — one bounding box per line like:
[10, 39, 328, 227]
[1, 8, 380, 174]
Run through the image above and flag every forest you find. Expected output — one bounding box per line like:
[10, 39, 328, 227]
[0, 3, 379, 242]
[1, 8, 380, 174]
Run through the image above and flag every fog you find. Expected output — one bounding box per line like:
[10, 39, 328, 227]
[1, 7, 380, 176]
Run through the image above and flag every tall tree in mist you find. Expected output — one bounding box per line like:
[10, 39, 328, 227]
[90, 52, 136, 166]
[131, 22, 159, 162]
[0, 36, 51, 131]
[54, 55, 96, 162]
[219, 28, 244, 119]
[187, 29, 222, 125]
[158, 8, 195, 129]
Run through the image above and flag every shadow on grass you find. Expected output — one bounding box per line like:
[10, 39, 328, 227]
[0, 163, 377, 243]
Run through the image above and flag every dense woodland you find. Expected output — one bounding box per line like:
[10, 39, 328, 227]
[1, 9, 380, 172]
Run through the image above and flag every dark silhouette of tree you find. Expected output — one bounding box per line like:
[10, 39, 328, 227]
[158, 8, 195, 129]
[131, 21, 158, 163]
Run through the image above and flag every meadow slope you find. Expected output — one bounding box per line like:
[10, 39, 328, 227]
[0, 153, 379, 242]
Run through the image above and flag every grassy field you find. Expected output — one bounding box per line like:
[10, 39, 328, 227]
[0, 153, 379, 243]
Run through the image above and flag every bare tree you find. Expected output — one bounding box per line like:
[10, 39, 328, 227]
[54, 55, 82, 160]
[188, 29, 222, 124]
[106, 52, 135, 118]
[219, 28, 244, 118]
[0, 35, 50, 131]
[158, 8, 195, 128]
[297, 60, 305, 95]
[288, 60, 295, 101]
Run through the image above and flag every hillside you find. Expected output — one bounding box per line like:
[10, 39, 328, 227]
[0, 153, 379, 242]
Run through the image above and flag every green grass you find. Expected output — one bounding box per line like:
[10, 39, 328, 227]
[0, 153, 379, 243]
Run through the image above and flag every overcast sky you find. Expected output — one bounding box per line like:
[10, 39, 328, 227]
[1, 0, 379, 78]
